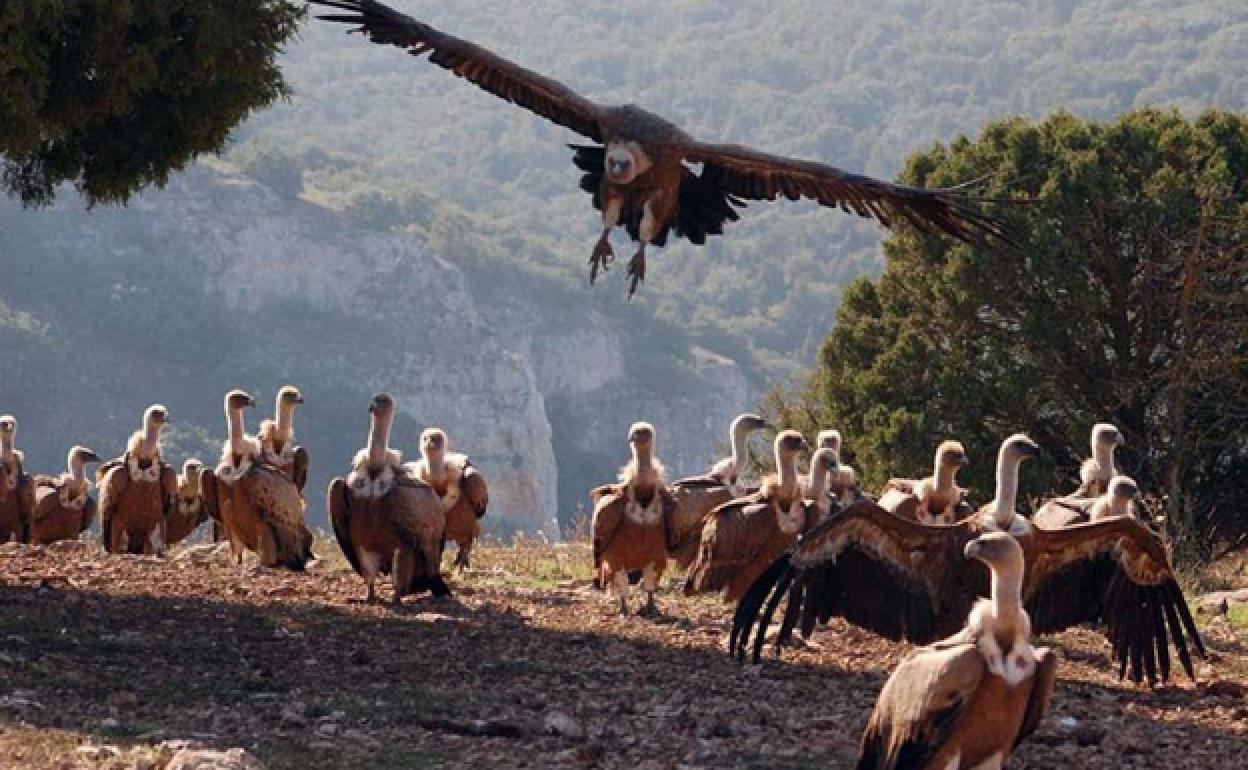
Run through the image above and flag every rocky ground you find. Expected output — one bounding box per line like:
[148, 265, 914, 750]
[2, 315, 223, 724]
[0, 539, 1246, 770]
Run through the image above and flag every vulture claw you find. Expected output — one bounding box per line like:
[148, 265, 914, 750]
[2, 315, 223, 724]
[589, 235, 614, 285]
[626, 247, 646, 299]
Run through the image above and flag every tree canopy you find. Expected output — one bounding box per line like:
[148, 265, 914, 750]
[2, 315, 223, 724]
[770, 108, 1248, 561]
[0, 0, 302, 207]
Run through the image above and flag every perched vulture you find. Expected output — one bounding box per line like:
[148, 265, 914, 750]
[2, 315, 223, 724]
[257, 385, 310, 493]
[666, 412, 768, 568]
[0, 415, 34, 543]
[731, 434, 1205, 685]
[200, 390, 313, 570]
[98, 405, 178, 555]
[878, 440, 971, 526]
[683, 433, 828, 603]
[406, 428, 488, 570]
[590, 421, 675, 616]
[1073, 422, 1123, 498]
[1034, 474, 1140, 529]
[30, 446, 101, 545]
[164, 459, 209, 546]
[817, 429, 861, 504]
[857, 533, 1056, 770]
[328, 393, 449, 603]
[311, 0, 1017, 297]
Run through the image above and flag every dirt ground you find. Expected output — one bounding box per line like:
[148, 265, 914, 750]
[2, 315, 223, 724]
[0, 539, 1246, 770]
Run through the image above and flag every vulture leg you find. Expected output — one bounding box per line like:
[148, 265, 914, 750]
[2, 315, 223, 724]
[393, 548, 416, 607]
[637, 563, 661, 618]
[627, 201, 658, 299]
[589, 197, 621, 285]
[360, 550, 383, 604]
[613, 569, 630, 616]
[453, 543, 472, 571]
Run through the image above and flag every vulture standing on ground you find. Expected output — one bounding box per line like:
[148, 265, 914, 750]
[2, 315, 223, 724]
[0, 415, 34, 543]
[817, 429, 860, 504]
[666, 413, 768, 568]
[878, 440, 971, 526]
[200, 390, 313, 570]
[164, 459, 209, 546]
[98, 405, 178, 555]
[258, 386, 310, 493]
[30, 446, 101, 545]
[328, 393, 450, 602]
[1073, 422, 1123, 498]
[683, 433, 828, 602]
[310, 0, 1016, 297]
[857, 532, 1056, 770]
[731, 434, 1205, 685]
[1034, 474, 1141, 529]
[590, 421, 675, 616]
[407, 427, 489, 570]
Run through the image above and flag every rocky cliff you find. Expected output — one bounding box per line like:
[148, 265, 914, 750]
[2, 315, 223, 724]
[0, 164, 755, 535]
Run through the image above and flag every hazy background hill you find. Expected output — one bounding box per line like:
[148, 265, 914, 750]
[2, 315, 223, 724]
[1, 0, 1244, 533]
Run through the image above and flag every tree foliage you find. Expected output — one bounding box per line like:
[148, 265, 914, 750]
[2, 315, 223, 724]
[775, 108, 1248, 562]
[0, 0, 302, 207]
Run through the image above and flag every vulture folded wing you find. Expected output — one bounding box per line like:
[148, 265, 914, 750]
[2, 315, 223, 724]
[1033, 497, 1091, 529]
[730, 500, 984, 662]
[666, 481, 734, 567]
[1022, 518, 1205, 683]
[80, 496, 97, 535]
[1014, 647, 1058, 751]
[327, 477, 362, 576]
[857, 642, 984, 770]
[97, 465, 129, 552]
[590, 491, 626, 570]
[683, 496, 783, 600]
[292, 447, 310, 493]
[200, 469, 221, 528]
[247, 467, 311, 570]
[160, 464, 178, 517]
[16, 474, 35, 542]
[461, 464, 489, 518]
[681, 142, 1017, 249]
[311, 0, 604, 141]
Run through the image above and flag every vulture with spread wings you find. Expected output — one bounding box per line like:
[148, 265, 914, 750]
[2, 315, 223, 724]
[311, 0, 1016, 296]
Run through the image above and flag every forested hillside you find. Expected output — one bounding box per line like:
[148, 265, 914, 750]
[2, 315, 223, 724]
[244, 0, 1248, 378]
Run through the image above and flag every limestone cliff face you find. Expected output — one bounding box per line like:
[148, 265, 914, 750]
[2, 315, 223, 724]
[0, 164, 755, 535]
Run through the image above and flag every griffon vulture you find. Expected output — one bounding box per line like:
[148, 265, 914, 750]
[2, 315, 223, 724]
[0, 415, 34, 543]
[98, 405, 178, 555]
[406, 428, 489, 570]
[164, 459, 209, 546]
[590, 421, 676, 616]
[731, 434, 1204, 685]
[200, 390, 313, 570]
[311, 0, 1016, 297]
[817, 429, 861, 504]
[258, 386, 310, 493]
[857, 533, 1056, 770]
[683, 433, 829, 602]
[878, 440, 970, 526]
[666, 413, 768, 568]
[30, 446, 101, 545]
[328, 393, 450, 602]
[1073, 422, 1123, 498]
[1034, 474, 1140, 530]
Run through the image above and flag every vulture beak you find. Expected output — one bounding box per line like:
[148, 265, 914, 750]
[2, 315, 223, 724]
[293, 393, 305, 405]
[84, 450, 102, 464]
[957, 455, 970, 468]
[1114, 432, 1125, 446]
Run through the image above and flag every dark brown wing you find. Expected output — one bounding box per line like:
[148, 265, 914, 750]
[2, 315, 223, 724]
[327, 477, 362, 576]
[681, 142, 1017, 249]
[97, 464, 128, 553]
[1014, 647, 1057, 751]
[291, 447, 309, 493]
[730, 499, 984, 662]
[1022, 517, 1204, 684]
[311, 0, 604, 141]
[682, 494, 787, 601]
[16, 472, 35, 543]
[460, 463, 488, 519]
[590, 491, 625, 569]
[80, 496, 97, 535]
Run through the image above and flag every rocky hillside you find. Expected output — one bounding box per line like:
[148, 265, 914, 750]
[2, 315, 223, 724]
[0, 164, 752, 535]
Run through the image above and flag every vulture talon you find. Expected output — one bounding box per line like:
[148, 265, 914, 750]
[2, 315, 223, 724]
[626, 248, 646, 299]
[589, 235, 614, 285]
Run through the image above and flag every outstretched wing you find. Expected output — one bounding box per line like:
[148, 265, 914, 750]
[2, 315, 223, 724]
[327, 477, 362, 576]
[681, 142, 1017, 249]
[730, 499, 983, 662]
[311, 0, 605, 141]
[1022, 517, 1204, 684]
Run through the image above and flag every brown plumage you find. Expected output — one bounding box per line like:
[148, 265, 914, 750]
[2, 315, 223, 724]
[1073, 422, 1123, 498]
[666, 413, 768, 568]
[164, 459, 209, 546]
[0, 415, 34, 544]
[311, 0, 1017, 297]
[98, 405, 178, 555]
[202, 390, 313, 570]
[591, 421, 674, 616]
[683, 431, 819, 602]
[857, 533, 1057, 770]
[816, 429, 861, 504]
[30, 446, 101, 545]
[328, 393, 449, 603]
[407, 428, 489, 570]
[732, 435, 1204, 685]
[257, 385, 309, 493]
[878, 440, 971, 526]
[1035, 474, 1142, 530]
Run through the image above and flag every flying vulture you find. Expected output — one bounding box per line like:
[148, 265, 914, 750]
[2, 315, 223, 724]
[731, 435, 1204, 685]
[590, 421, 675, 616]
[328, 393, 450, 602]
[877, 440, 971, 526]
[857, 532, 1056, 770]
[257, 386, 310, 493]
[406, 427, 489, 570]
[665, 412, 768, 568]
[30, 446, 100, 546]
[97, 405, 178, 555]
[0, 415, 34, 543]
[310, 0, 1017, 296]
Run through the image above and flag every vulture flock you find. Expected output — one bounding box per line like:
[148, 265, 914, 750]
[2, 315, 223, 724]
[1, 1, 1221, 767]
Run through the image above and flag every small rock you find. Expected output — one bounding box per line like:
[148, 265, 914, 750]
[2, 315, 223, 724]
[314, 721, 340, 738]
[1204, 680, 1247, 699]
[542, 710, 585, 740]
[75, 745, 122, 761]
[164, 748, 265, 770]
[1071, 724, 1106, 747]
